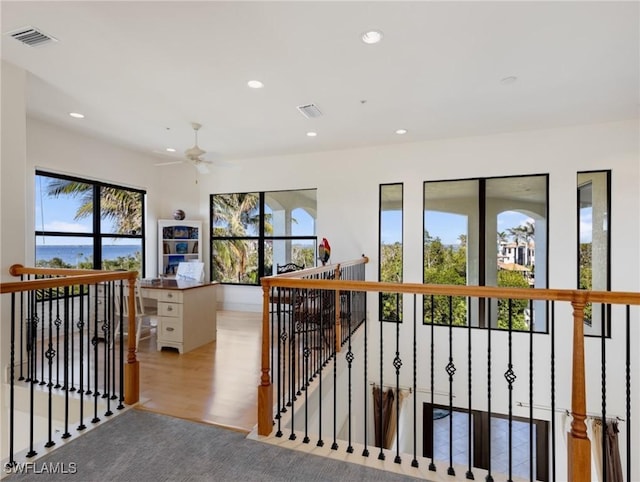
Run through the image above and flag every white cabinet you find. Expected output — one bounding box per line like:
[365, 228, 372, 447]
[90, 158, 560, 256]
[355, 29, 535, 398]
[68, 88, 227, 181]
[141, 282, 217, 354]
[158, 219, 202, 277]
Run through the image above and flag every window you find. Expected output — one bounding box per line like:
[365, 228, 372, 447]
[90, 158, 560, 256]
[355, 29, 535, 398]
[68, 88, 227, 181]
[379, 183, 403, 322]
[35, 171, 146, 272]
[578, 170, 611, 337]
[423, 174, 548, 331]
[210, 189, 317, 285]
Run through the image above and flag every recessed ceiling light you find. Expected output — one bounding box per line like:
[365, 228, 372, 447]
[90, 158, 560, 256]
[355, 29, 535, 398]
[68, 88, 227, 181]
[166, 148, 176, 153]
[247, 80, 264, 89]
[306, 131, 317, 137]
[395, 129, 408, 135]
[362, 30, 383, 44]
[500, 76, 518, 85]
[69, 112, 85, 119]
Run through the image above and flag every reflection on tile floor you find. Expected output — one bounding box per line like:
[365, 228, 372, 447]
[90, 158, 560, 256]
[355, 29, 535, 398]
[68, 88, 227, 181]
[432, 410, 536, 479]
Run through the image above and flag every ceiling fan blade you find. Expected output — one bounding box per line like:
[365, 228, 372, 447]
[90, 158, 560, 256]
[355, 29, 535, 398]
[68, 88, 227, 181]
[154, 160, 184, 167]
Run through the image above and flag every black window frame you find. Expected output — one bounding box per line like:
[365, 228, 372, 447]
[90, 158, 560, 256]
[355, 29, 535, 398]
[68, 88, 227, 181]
[210, 189, 317, 286]
[34, 170, 147, 274]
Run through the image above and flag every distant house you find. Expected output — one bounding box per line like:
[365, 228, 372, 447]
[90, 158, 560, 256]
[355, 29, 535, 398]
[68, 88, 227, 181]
[498, 240, 535, 267]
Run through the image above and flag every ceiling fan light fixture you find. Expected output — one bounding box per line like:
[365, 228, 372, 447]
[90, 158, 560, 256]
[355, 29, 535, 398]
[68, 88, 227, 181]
[361, 30, 383, 44]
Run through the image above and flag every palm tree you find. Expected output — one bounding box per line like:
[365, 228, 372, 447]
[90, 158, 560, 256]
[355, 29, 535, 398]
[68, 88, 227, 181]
[497, 231, 508, 254]
[46, 178, 142, 234]
[211, 193, 263, 282]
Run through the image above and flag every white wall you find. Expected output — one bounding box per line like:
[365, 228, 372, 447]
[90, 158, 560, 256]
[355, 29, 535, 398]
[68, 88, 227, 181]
[0, 60, 28, 463]
[197, 119, 639, 308]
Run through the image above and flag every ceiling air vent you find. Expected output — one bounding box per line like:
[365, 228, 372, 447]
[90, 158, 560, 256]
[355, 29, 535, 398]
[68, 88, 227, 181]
[8, 26, 58, 47]
[296, 103, 323, 119]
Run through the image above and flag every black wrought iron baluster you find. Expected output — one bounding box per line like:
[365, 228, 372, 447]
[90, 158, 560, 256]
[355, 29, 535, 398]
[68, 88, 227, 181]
[54, 296, 62, 389]
[393, 305, 402, 464]
[446, 296, 456, 476]
[45, 288, 56, 448]
[39, 279, 46, 386]
[601, 302, 607, 482]
[26, 275, 34, 384]
[78, 285, 87, 430]
[466, 297, 474, 480]
[529, 299, 534, 482]
[105, 282, 113, 416]
[317, 296, 324, 446]
[69, 290, 76, 392]
[85, 285, 93, 397]
[117, 282, 125, 410]
[302, 296, 310, 445]
[91, 283, 101, 424]
[102, 283, 110, 400]
[486, 299, 493, 482]
[346, 310, 354, 453]
[625, 305, 631, 482]
[362, 305, 369, 458]
[8, 293, 17, 469]
[411, 295, 418, 468]
[275, 288, 284, 438]
[550, 301, 556, 482]
[378, 298, 385, 461]
[289, 304, 297, 442]
[62, 287, 71, 439]
[505, 299, 515, 482]
[429, 294, 436, 472]
[110, 284, 118, 402]
[19, 288, 25, 382]
[26, 288, 37, 459]
[331, 295, 338, 450]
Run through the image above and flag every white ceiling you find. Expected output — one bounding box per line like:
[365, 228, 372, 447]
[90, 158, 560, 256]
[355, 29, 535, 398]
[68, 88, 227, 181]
[2, 1, 638, 164]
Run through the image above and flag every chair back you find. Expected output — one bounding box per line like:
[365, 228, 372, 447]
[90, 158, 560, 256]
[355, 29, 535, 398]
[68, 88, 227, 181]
[114, 282, 146, 317]
[276, 263, 305, 274]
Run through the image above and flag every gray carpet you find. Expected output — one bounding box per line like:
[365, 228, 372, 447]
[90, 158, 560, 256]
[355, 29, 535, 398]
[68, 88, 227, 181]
[6, 409, 421, 481]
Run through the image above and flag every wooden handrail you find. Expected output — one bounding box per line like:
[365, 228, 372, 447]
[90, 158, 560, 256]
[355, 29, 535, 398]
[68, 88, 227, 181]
[1, 264, 140, 404]
[262, 277, 640, 306]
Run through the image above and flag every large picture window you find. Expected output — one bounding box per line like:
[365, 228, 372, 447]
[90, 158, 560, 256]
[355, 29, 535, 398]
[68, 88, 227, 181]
[210, 189, 317, 285]
[578, 170, 611, 337]
[35, 171, 146, 273]
[379, 183, 403, 322]
[423, 174, 548, 331]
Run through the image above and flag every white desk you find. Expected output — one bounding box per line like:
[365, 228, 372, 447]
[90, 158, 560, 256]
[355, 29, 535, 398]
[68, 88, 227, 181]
[141, 280, 218, 354]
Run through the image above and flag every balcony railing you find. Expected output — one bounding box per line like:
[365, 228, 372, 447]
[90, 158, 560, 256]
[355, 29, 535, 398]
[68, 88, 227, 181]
[1, 265, 140, 469]
[259, 258, 639, 482]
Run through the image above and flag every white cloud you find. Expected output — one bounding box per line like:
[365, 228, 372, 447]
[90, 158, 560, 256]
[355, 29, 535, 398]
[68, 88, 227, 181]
[44, 221, 90, 233]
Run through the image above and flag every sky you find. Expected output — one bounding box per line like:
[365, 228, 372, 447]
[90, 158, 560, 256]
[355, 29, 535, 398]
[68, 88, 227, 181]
[381, 210, 536, 245]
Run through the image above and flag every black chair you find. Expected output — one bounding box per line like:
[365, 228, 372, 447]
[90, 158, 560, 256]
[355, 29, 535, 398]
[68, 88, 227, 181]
[276, 262, 305, 274]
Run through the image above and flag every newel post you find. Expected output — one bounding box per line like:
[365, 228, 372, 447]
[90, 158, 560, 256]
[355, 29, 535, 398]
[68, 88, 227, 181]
[568, 293, 591, 482]
[257, 283, 273, 435]
[124, 278, 139, 404]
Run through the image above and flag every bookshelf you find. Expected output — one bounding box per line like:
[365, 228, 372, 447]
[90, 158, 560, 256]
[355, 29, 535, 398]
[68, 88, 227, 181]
[158, 219, 202, 276]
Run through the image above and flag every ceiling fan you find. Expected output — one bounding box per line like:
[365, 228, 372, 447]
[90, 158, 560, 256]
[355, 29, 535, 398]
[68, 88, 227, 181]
[155, 122, 214, 174]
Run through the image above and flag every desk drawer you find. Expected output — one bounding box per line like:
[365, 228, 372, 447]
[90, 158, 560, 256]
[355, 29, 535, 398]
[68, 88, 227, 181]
[158, 301, 183, 318]
[159, 290, 183, 303]
[159, 318, 183, 342]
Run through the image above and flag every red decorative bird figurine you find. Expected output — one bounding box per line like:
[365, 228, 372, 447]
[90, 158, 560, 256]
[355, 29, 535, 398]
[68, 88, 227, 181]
[318, 237, 331, 265]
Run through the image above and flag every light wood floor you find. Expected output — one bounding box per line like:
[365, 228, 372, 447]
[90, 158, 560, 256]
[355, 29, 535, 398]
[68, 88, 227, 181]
[135, 310, 263, 433]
